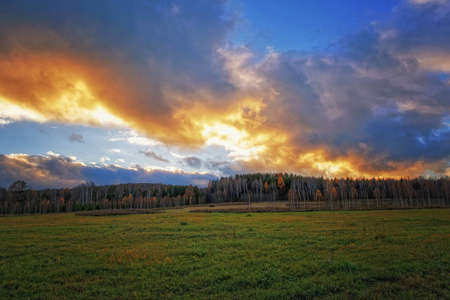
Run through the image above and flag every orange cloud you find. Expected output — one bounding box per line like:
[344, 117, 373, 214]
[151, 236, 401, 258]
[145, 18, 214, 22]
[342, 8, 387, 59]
[0, 49, 206, 145]
[0, 50, 123, 125]
[1, 48, 447, 180]
[239, 147, 449, 179]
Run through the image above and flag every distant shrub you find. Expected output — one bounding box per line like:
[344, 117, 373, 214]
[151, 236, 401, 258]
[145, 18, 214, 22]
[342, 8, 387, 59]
[74, 203, 83, 212]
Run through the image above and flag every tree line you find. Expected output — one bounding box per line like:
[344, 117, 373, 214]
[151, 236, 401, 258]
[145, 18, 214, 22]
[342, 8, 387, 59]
[1, 173, 449, 214]
[0, 181, 203, 215]
[205, 173, 450, 210]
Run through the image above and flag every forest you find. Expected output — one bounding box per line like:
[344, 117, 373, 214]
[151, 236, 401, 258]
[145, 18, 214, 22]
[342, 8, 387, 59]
[1, 173, 449, 214]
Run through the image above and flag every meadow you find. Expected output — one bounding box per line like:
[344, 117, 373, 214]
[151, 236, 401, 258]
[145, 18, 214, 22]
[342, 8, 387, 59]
[0, 207, 449, 299]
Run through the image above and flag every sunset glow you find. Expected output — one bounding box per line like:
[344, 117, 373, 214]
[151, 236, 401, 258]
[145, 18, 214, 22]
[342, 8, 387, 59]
[0, 0, 449, 188]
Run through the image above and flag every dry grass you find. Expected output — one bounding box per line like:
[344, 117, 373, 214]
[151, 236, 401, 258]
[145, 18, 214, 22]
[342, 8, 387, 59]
[75, 209, 164, 216]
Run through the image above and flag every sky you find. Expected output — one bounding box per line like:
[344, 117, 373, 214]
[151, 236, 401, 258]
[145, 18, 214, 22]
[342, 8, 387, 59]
[0, 0, 449, 189]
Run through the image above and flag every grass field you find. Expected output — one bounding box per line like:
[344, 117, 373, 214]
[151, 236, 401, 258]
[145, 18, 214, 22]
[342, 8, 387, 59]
[0, 207, 449, 299]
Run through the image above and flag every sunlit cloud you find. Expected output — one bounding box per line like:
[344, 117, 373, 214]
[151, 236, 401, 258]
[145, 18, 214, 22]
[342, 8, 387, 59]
[218, 46, 265, 90]
[0, 97, 48, 123]
[0, 50, 128, 128]
[100, 156, 111, 163]
[126, 136, 160, 146]
[109, 131, 160, 146]
[410, 49, 450, 72]
[0, 83, 126, 128]
[0, 118, 13, 126]
[46, 151, 60, 157]
[202, 123, 264, 160]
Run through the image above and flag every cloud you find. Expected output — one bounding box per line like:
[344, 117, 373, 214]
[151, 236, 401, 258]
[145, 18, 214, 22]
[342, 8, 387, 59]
[382, 0, 450, 73]
[100, 156, 110, 163]
[108, 131, 161, 146]
[204, 159, 238, 176]
[0, 0, 448, 179]
[0, 118, 12, 126]
[0, 153, 85, 189]
[182, 156, 203, 169]
[0, 153, 216, 189]
[139, 150, 170, 163]
[408, 0, 446, 5]
[68, 132, 84, 143]
[126, 136, 160, 146]
[0, 0, 236, 146]
[211, 0, 450, 178]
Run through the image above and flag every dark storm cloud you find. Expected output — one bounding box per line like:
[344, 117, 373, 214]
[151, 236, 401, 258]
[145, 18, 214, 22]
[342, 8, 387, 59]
[68, 132, 84, 143]
[0, 154, 216, 189]
[387, 1, 450, 51]
[139, 150, 170, 163]
[364, 112, 450, 163]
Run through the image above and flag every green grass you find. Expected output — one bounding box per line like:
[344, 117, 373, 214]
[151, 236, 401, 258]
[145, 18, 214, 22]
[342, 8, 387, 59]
[0, 208, 449, 299]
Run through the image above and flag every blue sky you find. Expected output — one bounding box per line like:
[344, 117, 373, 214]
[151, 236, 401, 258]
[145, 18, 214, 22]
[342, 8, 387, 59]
[0, 0, 449, 189]
[234, 0, 401, 53]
